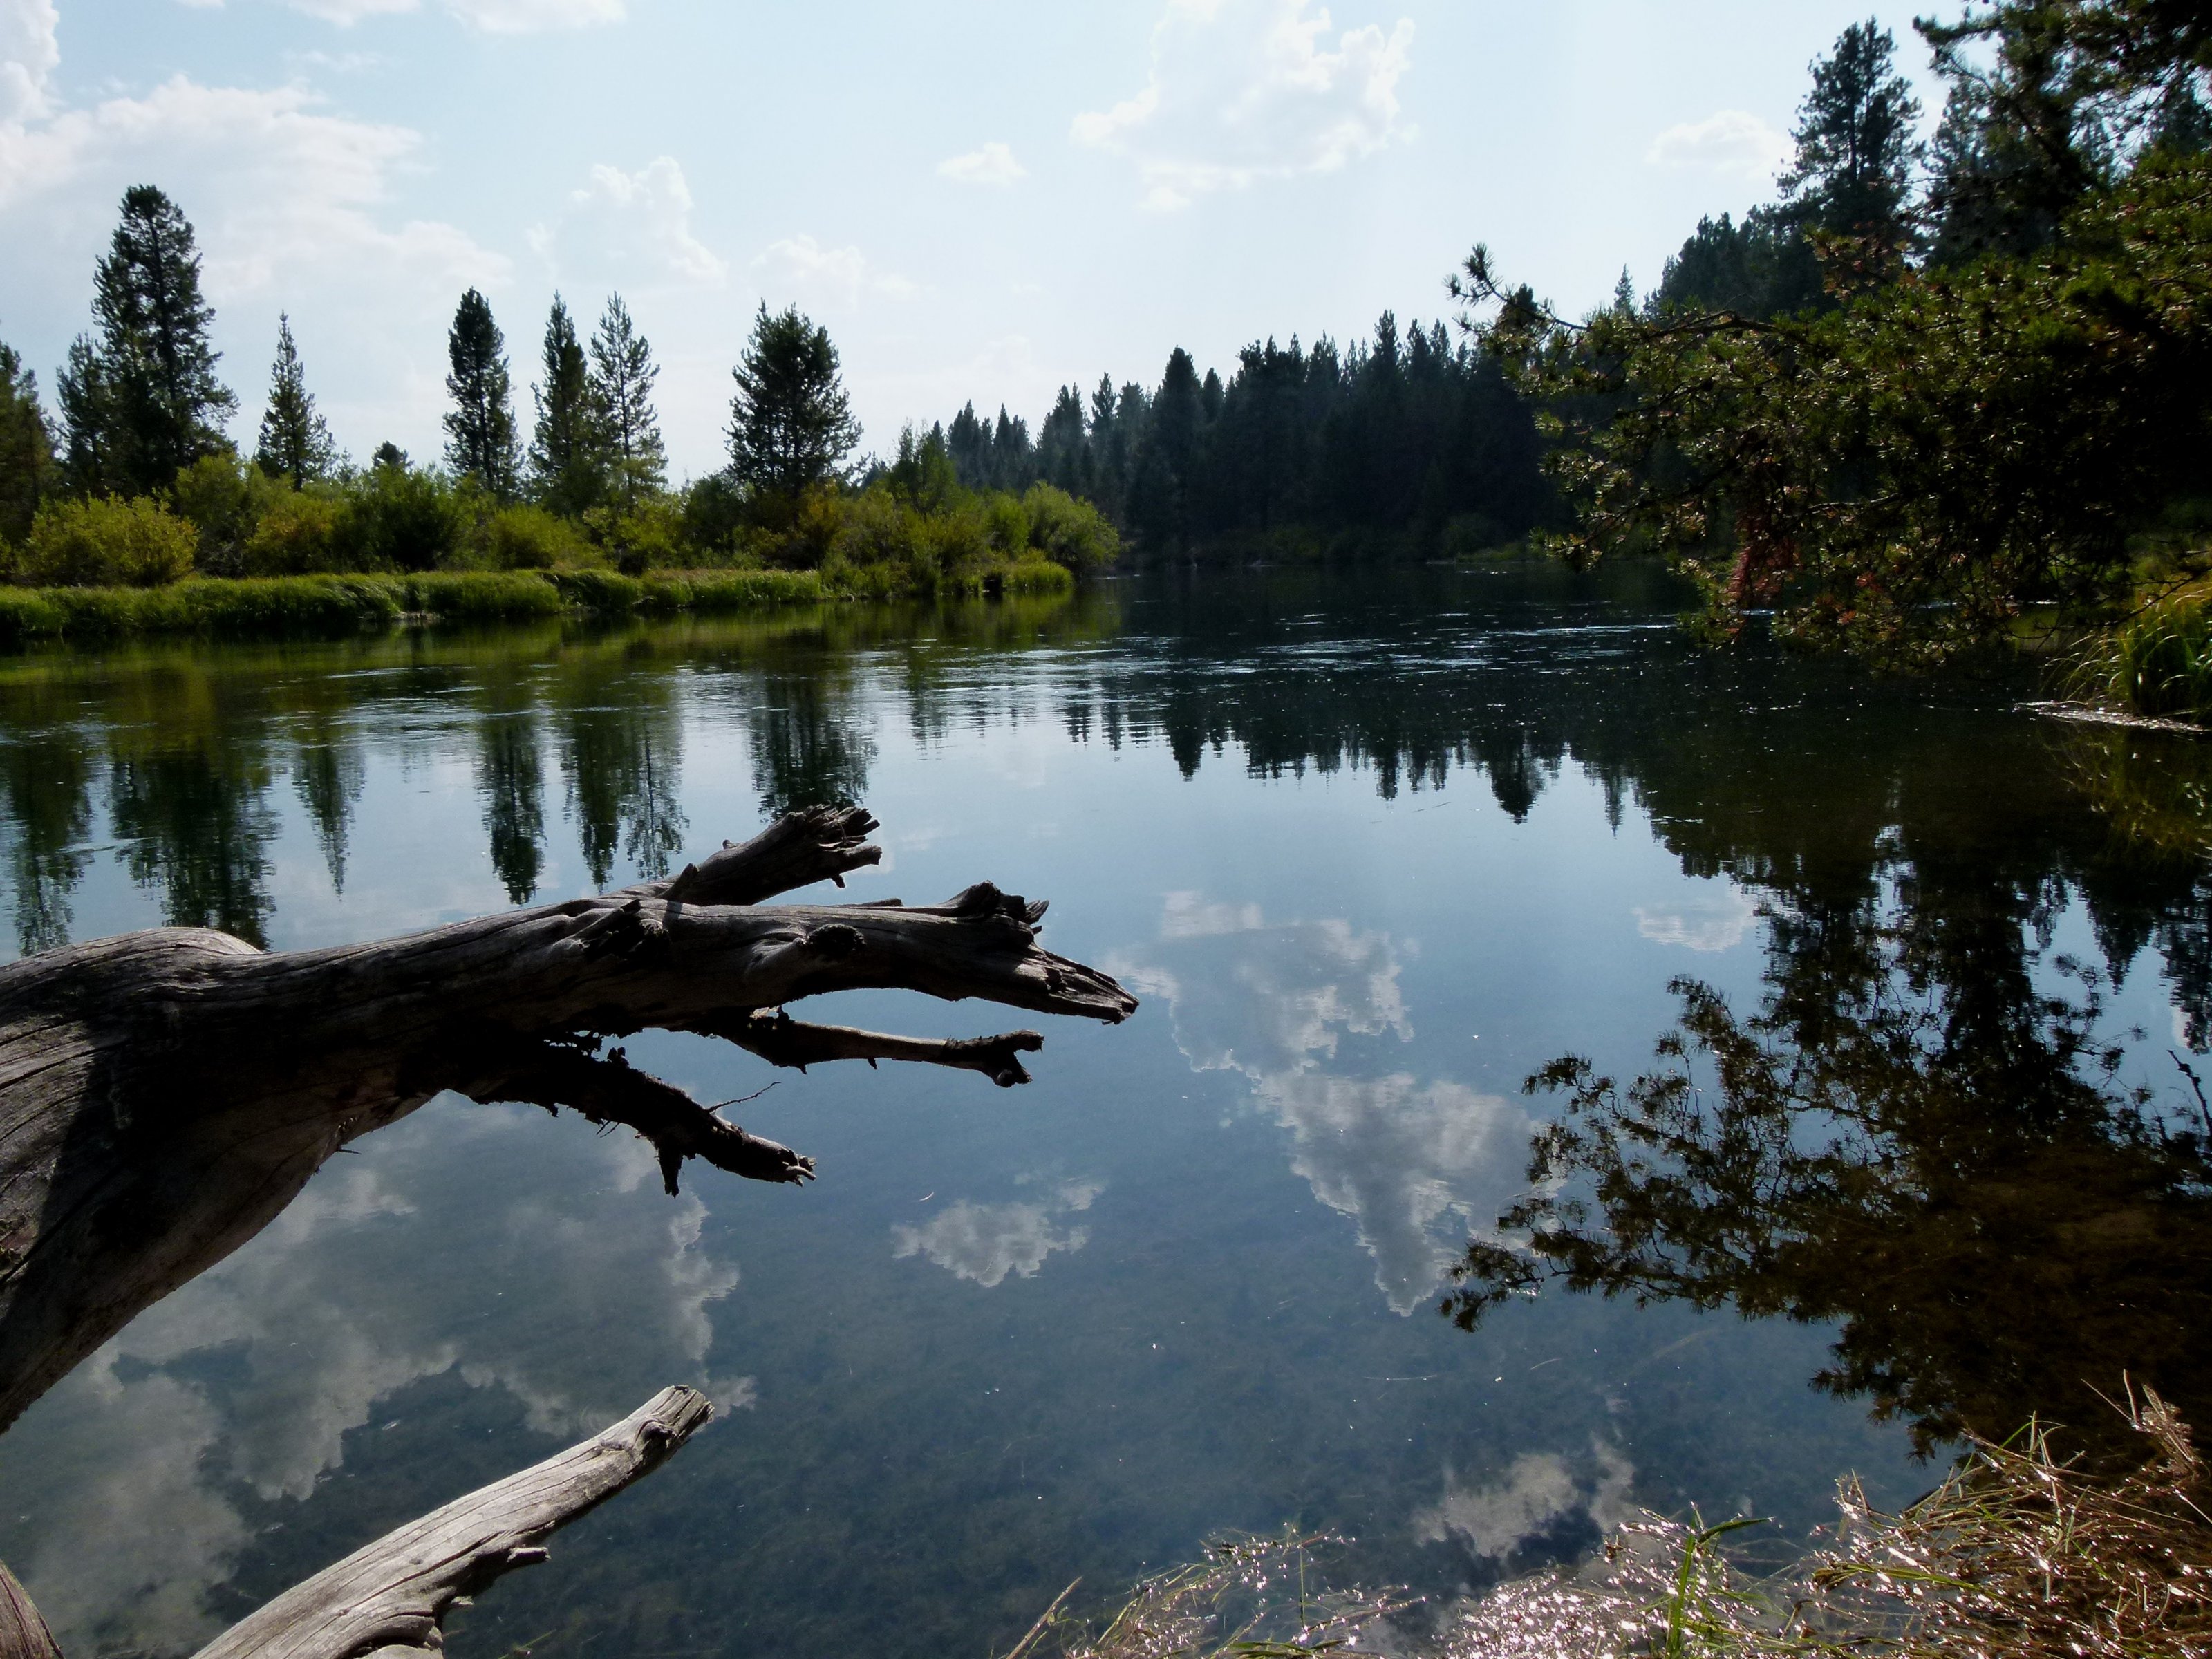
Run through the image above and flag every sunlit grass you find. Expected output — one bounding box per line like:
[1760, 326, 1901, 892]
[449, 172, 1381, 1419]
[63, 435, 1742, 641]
[1056, 1390, 2211, 1659]
[2067, 589, 2212, 718]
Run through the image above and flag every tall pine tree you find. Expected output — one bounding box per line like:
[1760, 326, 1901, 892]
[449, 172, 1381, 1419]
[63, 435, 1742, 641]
[0, 338, 55, 545]
[443, 288, 519, 498]
[254, 313, 339, 486]
[1779, 20, 1924, 250]
[528, 294, 601, 515]
[589, 294, 666, 507]
[727, 303, 859, 503]
[58, 185, 236, 497]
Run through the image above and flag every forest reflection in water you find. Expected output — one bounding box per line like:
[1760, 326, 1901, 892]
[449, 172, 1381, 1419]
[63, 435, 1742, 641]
[1, 565, 2210, 1653]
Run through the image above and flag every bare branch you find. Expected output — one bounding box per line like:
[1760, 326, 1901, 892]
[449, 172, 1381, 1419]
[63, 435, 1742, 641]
[192, 1386, 712, 1659]
[458, 1039, 814, 1194]
[709, 1011, 1045, 1088]
[624, 802, 881, 907]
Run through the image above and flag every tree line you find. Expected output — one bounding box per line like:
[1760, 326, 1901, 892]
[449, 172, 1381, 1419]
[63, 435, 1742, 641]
[919, 314, 1553, 560]
[0, 191, 1114, 595]
[1457, 3, 2212, 662]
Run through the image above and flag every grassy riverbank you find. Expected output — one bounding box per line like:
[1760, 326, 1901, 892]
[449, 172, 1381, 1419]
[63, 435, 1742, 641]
[0, 559, 1075, 647]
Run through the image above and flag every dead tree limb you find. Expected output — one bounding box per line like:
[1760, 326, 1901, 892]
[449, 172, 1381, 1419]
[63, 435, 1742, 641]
[0, 1564, 60, 1659]
[191, 1385, 713, 1659]
[0, 804, 1136, 1434]
[714, 1010, 1047, 1087]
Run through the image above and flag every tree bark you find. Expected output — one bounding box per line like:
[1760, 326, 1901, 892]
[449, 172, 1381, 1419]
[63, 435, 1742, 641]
[191, 1386, 713, 1659]
[0, 803, 1136, 1432]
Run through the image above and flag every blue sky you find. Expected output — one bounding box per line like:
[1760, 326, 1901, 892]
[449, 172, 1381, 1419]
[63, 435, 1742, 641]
[1, 1, 1950, 478]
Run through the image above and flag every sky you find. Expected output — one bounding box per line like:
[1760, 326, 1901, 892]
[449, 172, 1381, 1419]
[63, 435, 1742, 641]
[0, 1, 1956, 480]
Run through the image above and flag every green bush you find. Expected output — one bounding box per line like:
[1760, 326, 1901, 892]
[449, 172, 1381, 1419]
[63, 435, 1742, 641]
[679, 474, 747, 561]
[171, 453, 284, 575]
[20, 495, 197, 587]
[585, 493, 687, 574]
[337, 463, 465, 572]
[241, 489, 347, 576]
[1021, 482, 1119, 570]
[982, 491, 1030, 557]
[473, 503, 594, 571]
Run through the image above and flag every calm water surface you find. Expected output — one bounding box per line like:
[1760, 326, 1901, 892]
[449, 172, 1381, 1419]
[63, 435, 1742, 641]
[0, 565, 2206, 1656]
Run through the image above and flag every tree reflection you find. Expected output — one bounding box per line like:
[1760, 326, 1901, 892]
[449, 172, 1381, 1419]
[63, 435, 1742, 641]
[556, 671, 686, 888]
[0, 730, 94, 955]
[748, 684, 874, 819]
[109, 742, 279, 946]
[291, 727, 364, 895]
[478, 712, 547, 904]
[1445, 948, 2212, 1459]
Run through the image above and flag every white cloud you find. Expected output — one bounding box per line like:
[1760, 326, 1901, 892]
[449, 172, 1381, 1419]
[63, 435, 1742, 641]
[1074, 0, 1414, 209]
[0, 49, 506, 458]
[284, 0, 623, 30]
[937, 140, 1027, 187]
[754, 232, 917, 306]
[283, 0, 422, 21]
[1645, 109, 1791, 180]
[0, 77, 504, 297]
[0, 0, 58, 123]
[892, 1179, 1102, 1288]
[1633, 882, 1758, 953]
[530, 156, 727, 288]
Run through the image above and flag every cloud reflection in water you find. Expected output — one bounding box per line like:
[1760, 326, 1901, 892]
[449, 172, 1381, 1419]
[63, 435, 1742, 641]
[892, 1180, 1104, 1288]
[1117, 893, 1533, 1313]
[0, 1101, 749, 1654]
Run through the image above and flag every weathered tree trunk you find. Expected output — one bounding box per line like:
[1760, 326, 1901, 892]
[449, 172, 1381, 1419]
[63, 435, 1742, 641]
[193, 1386, 713, 1659]
[0, 805, 1136, 1656]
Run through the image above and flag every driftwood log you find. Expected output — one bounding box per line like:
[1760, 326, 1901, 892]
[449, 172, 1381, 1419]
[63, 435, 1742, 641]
[194, 1385, 713, 1659]
[0, 805, 1136, 1657]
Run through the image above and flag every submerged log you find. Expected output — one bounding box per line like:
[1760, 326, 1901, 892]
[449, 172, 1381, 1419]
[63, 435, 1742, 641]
[193, 1386, 713, 1659]
[0, 803, 1136, 1432]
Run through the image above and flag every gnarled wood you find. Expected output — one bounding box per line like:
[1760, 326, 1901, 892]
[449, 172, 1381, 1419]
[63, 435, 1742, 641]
[0, 804, 1136, 1433]
[0, 1563, 61, 1659]
[192, 1385, 713, 1659]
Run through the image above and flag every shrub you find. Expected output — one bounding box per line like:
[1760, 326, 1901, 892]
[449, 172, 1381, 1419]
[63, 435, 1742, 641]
[337, 462, 465, 572]
[585, 492, 687, 575]
[475, 503, 593, 571]
[170, 453, 282, 576]
[1021, 483, 1119, 570]
[20, 495, 196, 587]
[241, 489, 346, 577]
[680, 474, 747, 561]
[982, 491, 1029, 558]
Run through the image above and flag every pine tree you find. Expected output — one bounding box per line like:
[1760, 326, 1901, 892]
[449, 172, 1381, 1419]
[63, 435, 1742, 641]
[528, 294, 601, 515]
[60, 185, 236, 497]
[254, 313, 339, 486]
[727, 303, 859, 502]
[588, 294, 666, 507]
[0, 338, 55, 545]
[1779, 19, 1924, 250]
[55, 336, 111, 498]
[443, 289, 519, 498]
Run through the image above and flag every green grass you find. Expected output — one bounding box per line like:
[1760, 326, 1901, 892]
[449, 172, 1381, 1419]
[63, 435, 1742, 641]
[0, 561, 1072, 648]
[2068, 588, 2212, 718]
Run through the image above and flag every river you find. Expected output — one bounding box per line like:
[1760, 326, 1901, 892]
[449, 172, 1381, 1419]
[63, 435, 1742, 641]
[1, 563, 2205, 1656]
